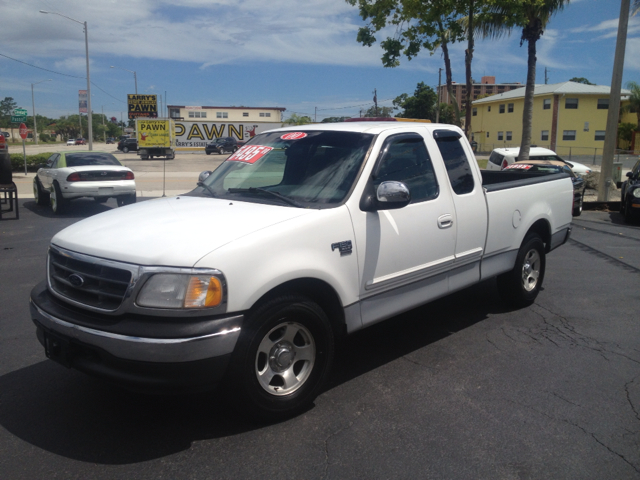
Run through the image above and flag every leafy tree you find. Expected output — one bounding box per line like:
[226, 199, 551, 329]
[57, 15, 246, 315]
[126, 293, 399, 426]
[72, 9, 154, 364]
[282, 113, 313, 125]
[569, 77, 594, 85]
[477, 0, 570, 160]
[321, 116, 350, 123]
[621, 81, 640, 126]
[0, 97, 18, 127]
[438, 102, 457, 124]
[393, 82, 438, 120]
[347, 0, 480, 130]
[362, 105, 395, 117]
[617, 122, 637, 149]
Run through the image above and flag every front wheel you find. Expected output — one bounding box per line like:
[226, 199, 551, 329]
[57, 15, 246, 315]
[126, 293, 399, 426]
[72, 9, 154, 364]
[33, 178, 50, 206]
[122, 146, 130, 153]
[228, 295, 335, 421]
[497, 234, 546, 308]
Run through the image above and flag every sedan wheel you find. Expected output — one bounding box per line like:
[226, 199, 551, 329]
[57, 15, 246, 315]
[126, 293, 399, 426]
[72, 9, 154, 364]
[51, 182, 67, 215]
[33, 178, 50, 206]
[123, 146, 130, 153]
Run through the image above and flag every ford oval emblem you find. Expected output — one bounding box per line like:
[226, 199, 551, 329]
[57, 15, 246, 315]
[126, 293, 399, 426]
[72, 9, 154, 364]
[68, 273, 85, 287]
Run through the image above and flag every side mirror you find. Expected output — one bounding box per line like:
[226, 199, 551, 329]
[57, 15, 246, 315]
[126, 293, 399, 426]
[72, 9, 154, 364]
[198, 171, 212, 183]
[360, 181, 411, 211]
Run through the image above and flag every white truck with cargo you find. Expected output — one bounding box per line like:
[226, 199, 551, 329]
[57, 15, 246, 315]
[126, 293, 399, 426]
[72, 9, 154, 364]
[136, 118, 175, 160]
[30, 122, 573, 420]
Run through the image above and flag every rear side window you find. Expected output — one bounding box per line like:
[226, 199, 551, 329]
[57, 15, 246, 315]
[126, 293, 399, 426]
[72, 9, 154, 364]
[434, 131, 475, 195]
[489, 151, 504, 166]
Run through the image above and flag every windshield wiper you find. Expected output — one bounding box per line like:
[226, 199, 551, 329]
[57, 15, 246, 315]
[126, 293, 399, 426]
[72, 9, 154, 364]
[227, 187, 303, 208]
[197, 181, 217, 198]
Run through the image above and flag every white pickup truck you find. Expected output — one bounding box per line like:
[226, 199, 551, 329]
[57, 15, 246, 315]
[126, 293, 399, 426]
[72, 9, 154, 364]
[30, 122, 573, 420]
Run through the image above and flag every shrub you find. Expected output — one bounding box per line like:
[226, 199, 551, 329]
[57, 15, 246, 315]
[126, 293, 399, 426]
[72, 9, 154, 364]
[10, 153, 53, 171]
[39, 133, 52, 142]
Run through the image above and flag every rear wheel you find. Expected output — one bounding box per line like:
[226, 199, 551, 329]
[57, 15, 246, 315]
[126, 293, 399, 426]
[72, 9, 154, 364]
[122, 146, 130, 153]
[117, 194, 136, 207]
[33, 178, 50, 206]
[50, 182, 68, 215]
[573, 192, 584, 217]
[497, 234, 546, 308]
[228, 295, 335, 421]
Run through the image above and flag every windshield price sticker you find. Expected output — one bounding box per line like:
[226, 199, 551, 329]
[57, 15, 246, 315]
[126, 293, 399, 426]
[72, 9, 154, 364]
[281, 132, 307, 140]
[505, 164, 532, 170]
[227, 145, 273, 164]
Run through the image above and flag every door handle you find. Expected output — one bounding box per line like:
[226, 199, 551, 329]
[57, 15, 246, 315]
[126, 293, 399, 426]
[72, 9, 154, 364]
[437, 214, 453, 229]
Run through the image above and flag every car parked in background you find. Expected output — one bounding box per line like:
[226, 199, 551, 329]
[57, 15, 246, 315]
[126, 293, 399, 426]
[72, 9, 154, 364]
[205, 136, 243, 155]
[618, 158, 640, 224]
[1, 131, 10, 139]
[106, 137, 115, 144]
[487, 147, 592, 177]
[75, 138, 86, 145]
[66, 139, 76, 146]
[117, 138, 138, 153]
[504, 160, 586, 216]
[33, 151, 136, 214]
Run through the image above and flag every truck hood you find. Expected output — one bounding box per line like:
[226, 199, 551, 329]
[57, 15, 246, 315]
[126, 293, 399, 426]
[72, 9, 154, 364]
[52, 196, 311, 266]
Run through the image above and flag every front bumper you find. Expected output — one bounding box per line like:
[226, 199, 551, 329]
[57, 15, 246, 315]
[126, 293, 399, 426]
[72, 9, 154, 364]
[30, 282, 243, 392]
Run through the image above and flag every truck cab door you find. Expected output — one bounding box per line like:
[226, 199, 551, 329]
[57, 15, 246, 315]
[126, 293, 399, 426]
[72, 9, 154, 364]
[349, 132, 457, 328]
[432, 129, 488, 291]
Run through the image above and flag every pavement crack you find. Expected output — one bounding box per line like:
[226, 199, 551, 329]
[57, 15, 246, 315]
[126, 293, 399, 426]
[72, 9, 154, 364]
[486, 334, 502, 352]
[551, 392, 582, 408]
[321, 408, 364, 479]
[625, 377, 640, 423]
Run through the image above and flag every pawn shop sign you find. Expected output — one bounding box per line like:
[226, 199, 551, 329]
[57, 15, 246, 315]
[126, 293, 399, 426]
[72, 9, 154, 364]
[19, 123, 28, 140]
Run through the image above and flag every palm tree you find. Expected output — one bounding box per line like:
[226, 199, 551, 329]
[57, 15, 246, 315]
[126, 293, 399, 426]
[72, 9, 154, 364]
[475, 1, 570, 160]
[622, 81, 640, 126]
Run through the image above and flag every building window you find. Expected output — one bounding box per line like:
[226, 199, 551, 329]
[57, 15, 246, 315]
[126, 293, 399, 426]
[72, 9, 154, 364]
[259, 113, 265, 117]
[543, 99, 551, 110]
[488, 106, 491, 112]
[498, 131, 504, 140]
[563, 130, 576, 141]
[189, 111, 207, 118]
[597, 99, 609, 110]
[169, 108, 180, 118]
[565, 98, 578, 109]
[188, 111, 195, 118]
[595, 130, 606, 141]
[506, 131, 512, 141]
[487, 132, 490, 138]
[216, 112, 228, 119]
[508, 103, 514, 113]
[499, 104, 505, 113]
[200, 112, 207, 118]
[243, 112, 249, 117]
[541, 130, 549, 141]
[472, 107, 477, 116]
[266, 112, 271, 117]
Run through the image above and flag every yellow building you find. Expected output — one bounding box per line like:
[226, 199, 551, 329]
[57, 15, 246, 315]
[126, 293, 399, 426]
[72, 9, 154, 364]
[470, 81, 633, 155]
[168, 105, 286, 122]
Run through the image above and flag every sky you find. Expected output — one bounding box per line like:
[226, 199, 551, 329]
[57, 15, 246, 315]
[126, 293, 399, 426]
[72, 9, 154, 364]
[1, 0, 639, 123]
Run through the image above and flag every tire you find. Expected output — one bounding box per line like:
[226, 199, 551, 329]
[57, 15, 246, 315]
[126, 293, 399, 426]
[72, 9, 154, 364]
[33, 178, 50, 206]
[573, 192, 584, 217]
[206, 151, 211, 156]
[117, 194, 136, 207]
[141, 154, 149, 160]
[122, 146, 130, 153]
[228, 295, 335, 421]
[50, 182, 68, 215]
[167, 153, 175, 160]
[232, 146, 238, 153]
[497, 234, 546, 308]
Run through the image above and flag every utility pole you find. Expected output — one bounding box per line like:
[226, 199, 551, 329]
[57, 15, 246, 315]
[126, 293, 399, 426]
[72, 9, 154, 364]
[436, 68, 443, 123]
[315, 107, 317, 123]
[102, 105, 106, 142]
[373, 89, 378, 117]
[598, 0, 630, 201]
[545, 67, 549, 85]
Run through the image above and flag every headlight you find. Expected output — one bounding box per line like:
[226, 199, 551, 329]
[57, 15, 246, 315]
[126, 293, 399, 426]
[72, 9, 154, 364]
[137, 274, 223, 309]
[632, 188, 640, 199]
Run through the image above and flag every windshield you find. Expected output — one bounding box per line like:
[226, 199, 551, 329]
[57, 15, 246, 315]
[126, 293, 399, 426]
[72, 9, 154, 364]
[199, 130, 374, 208]
[66, 153, 122, 167]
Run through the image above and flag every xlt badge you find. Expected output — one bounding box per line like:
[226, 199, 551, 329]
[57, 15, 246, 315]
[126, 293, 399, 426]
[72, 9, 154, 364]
[331, 240, 352, 255]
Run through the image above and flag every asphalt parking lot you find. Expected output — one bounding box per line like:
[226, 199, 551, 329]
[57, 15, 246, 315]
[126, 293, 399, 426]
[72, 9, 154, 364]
[1, 155, 640, 478]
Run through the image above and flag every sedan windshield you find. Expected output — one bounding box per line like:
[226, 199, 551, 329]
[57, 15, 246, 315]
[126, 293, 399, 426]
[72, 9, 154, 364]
[66, 153, 122, 167]
[199, 130, 374, 208]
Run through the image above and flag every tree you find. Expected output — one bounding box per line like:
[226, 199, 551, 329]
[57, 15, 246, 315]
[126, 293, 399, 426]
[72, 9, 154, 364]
[321, 116, 350, 123]
[362, 105, 395, 117]
[347, 0, 478, 129]
[438, 103, 457, 124]
[0, 97, 18, 127]
[282, 113, 313, 125]
[569, 77, 594, 85]
[617, 122, 637, 149]
[621, 80, 640, 126]
[477, 0, 569, 160]
[393, 82, 438, 120]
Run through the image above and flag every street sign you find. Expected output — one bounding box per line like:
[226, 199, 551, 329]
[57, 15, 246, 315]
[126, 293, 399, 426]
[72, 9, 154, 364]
[11, 115, 27, 123]
[13, 108, 28, 116]
[19, 123, 28, 140]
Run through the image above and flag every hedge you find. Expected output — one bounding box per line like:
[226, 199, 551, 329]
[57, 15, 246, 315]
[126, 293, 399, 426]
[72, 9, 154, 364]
[10, 153, 53, 172]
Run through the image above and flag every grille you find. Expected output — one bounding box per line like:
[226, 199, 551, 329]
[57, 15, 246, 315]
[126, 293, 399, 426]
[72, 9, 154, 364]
[48, 249, 132, 311]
